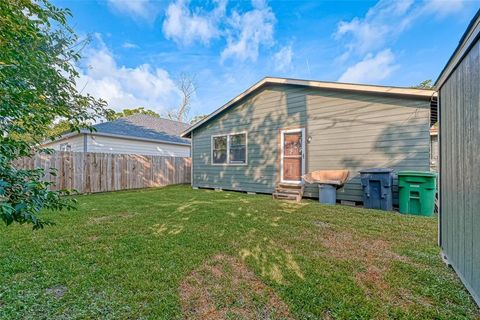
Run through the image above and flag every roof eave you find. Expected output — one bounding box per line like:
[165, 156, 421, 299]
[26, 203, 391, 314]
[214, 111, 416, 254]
[89, 131, 191, 146]
[44, 130, 191, 147]
[435, 9, 480, 89]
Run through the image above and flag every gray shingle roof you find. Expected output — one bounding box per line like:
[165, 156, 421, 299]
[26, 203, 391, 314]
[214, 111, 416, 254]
[85, 114, 190, 145]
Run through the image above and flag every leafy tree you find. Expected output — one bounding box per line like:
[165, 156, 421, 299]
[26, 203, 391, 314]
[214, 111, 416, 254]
[412, 79, 433, 89]
[46, 120, 73, 138]
[0, 0, 108, 229]
[189, 114, 208, 125]
[106, 107, 160, 121]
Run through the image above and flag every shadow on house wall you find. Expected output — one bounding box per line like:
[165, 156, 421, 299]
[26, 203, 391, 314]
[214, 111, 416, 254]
[193, 84, 307, 193]
[193, 85, 430, 203]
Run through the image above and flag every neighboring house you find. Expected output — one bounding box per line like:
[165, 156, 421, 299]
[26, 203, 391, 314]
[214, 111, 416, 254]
[44, 114, 191, 157]
[182, 77, 437, 204]
[436, 10, 480, 306]
[430, 127, 438, 172]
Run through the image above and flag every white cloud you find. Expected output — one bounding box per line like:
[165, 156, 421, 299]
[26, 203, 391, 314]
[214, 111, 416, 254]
[338, 49, 399, 84]
[77, 40, 181, 113]
[107, 0, 160, 23]
[334, 0, 415, 55]
[334, 0, 467, 56]
[273, 45, 293, 72]
[162, 0, 226, 45]
[221, 0, 276, 62]
[161, 0, 278, 62]
[122, 42, 139, 49]
[427, 0, 465, 17]
[334, 0, 468, 84]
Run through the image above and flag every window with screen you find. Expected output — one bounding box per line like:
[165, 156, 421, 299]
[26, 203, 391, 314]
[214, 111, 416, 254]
[212, 136, 228, 164]
[229, 133, 246, 164]
[211, 132, 247, 165]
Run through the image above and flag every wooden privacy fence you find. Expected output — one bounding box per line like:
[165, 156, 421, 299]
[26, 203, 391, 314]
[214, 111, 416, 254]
[15, 152, 191, 193]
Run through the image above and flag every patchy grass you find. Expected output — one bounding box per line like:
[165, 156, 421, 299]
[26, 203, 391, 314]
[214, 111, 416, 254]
[0, 185, 478, 319]
[180, 254, 292, 319]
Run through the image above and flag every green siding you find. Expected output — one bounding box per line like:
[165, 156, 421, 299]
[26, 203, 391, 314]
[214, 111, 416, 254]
[192, 84, 431, 203]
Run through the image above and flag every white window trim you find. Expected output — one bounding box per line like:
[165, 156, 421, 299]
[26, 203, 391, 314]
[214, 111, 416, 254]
[280, 128, 305, 185]
[211, 131, 248, 166]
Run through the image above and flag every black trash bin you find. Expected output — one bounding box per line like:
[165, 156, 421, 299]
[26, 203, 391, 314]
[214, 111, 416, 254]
[360, 168, 394, 211]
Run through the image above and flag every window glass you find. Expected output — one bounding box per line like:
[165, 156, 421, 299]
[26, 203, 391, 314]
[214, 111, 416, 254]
[284, 133, 302, 156]
[212, 136, 227, 164]
[229, 133, 246, 163]
[60, 143, 71, 151]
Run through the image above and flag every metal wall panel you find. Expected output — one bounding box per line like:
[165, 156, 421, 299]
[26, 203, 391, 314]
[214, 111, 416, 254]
[439, 39, 480, 306]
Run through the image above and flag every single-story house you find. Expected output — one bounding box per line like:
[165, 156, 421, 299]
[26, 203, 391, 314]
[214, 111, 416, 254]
[181, 77, 437, 204]
[44, 114, 191, 157]
[430, 127, 438, 172]
[436, 9, 480, 306]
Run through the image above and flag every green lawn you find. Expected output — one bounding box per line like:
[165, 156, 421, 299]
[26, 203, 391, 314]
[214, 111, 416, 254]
[0, 185, 478, 319]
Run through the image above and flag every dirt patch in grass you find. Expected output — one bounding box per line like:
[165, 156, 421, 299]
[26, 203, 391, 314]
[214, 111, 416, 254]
[179, 254, 292, 320]
[321, 230, 407, 263]
[88, 235, 99, 242]
[46, 285, 67, 299]
[312, 220, 331, 229]
[320, 230, 422, 308]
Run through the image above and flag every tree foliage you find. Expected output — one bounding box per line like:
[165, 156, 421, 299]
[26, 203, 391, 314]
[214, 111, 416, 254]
[189, 114, 208, 125]
[106, 107, 160, 121]
[45, 120, 73, 138]
[0, 0, 108, 229]
[412, 79, 433, 89]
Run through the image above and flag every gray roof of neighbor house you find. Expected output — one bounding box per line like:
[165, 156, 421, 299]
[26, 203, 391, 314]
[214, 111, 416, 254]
[87, 114, 190, 145]
[181, 77, 437, 138]
[48, 114, 191, 146]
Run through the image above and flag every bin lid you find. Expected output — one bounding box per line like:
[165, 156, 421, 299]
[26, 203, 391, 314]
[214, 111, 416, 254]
[359, 168, 394, 174]
[397, 171, 437, 177]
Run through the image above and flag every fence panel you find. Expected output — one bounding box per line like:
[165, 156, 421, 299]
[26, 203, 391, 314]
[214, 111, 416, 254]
[15, 151, 192, 193]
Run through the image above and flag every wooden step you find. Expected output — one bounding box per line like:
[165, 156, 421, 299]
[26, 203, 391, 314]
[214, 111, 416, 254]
[272, 192, 298, 200]
[275, 188, 302, 195]
[273, 190, 303, 202]
[273, 183, 304, 202]
[277, 183, 303, 189]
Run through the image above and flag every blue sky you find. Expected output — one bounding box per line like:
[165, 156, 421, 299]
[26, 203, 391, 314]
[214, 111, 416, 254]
[54, 0, 479, 119]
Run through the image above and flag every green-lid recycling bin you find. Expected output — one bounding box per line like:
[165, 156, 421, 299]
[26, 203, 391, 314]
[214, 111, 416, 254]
[397, 171, 437, 216]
